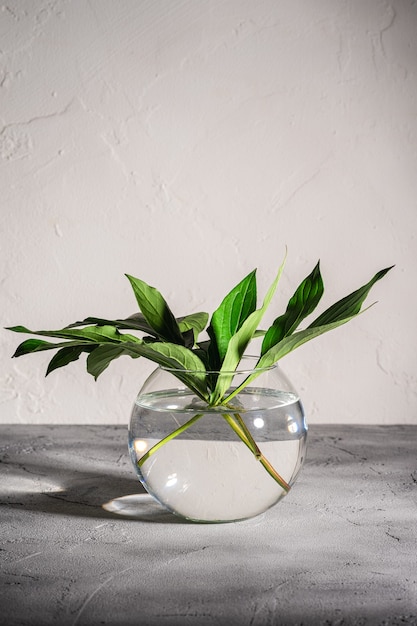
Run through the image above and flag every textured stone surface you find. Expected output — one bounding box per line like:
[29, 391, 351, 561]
[0, 424, 416, 625]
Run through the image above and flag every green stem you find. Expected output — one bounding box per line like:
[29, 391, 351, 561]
[137, 412, 205, 468]
[259, 456, 290, 491]
[221, 370, 261, 405]
[221, 412, 254, 452]
[137, 407, 290, 494]
[221, 412, 291, 493]
[233, 413, 262, 459]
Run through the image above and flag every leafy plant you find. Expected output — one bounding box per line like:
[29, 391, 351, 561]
[6, 256, 392, 491]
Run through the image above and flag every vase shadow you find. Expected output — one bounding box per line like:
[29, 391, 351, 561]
[102, 492, 187, 522]
[2, 454, 188, 524]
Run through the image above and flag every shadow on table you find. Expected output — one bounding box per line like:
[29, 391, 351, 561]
[1, 449, 187, 524]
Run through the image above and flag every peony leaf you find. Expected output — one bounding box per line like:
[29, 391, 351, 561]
[177, 312, 209, 344]
[123, 341, 209, 401]
[308, 266, 393, 328]
[86, 345, 133, 379]
[259, 315, 363, 368]
[207, 269, 257, 365]
[210, 254, 287, 404]
[11, 338, 93, 358]
[12, 338, 56, 357]
[262, 261, 323, 354]
[46, 346, 89, 376]
[66, 314, 157, 336]
[7, 324, 141, 344]
[125, 275, 184, 344]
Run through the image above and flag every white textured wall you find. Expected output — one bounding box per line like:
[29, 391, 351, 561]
[1, 0, 416, 425]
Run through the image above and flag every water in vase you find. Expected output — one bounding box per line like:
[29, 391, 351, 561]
[129, 388, 307, 522]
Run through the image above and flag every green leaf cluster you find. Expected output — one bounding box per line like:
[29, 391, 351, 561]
[6, 258, 393, 407]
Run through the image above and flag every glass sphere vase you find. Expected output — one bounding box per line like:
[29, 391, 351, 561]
[128, 357, 307, 523]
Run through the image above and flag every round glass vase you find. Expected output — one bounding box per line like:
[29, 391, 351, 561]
[128, 357, 307, 523]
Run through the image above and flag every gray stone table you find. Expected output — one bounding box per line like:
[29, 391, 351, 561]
[1, 424, 416, 626]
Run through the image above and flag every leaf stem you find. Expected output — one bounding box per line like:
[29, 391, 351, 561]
[137, 407, 290, 493]
[221, 412, 290, 493]
[221, 370, 261, 405]
[137, 412, 205, 467]
[233, 413, 262, 459]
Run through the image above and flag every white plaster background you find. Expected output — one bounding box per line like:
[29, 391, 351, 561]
[1, 0, 415, 425]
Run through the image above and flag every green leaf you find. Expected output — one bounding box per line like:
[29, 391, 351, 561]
[181, 328, 195, 349]
[86, 345, 131, 379]
[12, 338, 55, 357]
[125, 275, 184, 344]
[262, 261, 323, 354]
[6, 260, 392, 411]
[46, 346, 88, 376]
[68, 312, 208, 348]
[8, 324, 141, 344]
[222, 265, 394, 404]
[6, 325, 34, 334]
[208, 269, 257, 363]
[12, 338, 93, 358]
[68, 312, 209, 344]
[177, 312, 208, 349]
[66, 314, 157, 336]
[210, 254, 287, 405]
[308, 266, 394, 328]
[9, 326, 143, 379]
[223, 313, 368, 404]
[177, 312, 209, 343]
[123, 341, 209, 401]
[260, 315, 363, 368]
[11, 337, 97, 376]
